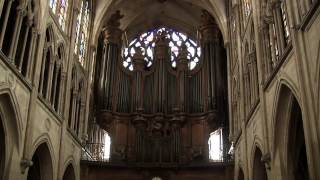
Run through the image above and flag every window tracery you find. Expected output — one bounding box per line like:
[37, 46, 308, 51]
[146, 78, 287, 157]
[280, 2, 290, 45]
[123, 27, 201, 71]
[261, 0, 291, 82]
[0, 0, 38, 80]
[74, 0, 90, 67]
[39, 27, 65, 114]
[49, 0, 69, 31]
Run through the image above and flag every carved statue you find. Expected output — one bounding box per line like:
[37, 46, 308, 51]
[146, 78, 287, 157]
[107, 10, 124, 28]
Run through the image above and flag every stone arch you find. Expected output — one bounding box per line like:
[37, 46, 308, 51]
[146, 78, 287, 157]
[62, 162, 76, 180]
[238, 166, 245, 180]
[27, 142, 54, 180]
[252, 147, 268, 180]
[91, 0, 228, 47]
[0, 87, 23, 180]
[272, 84, 310, 180]
[0, 114, 5, 179]
[0, 87, 23, 149]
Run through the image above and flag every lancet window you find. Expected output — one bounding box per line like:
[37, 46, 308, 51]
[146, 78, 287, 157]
[74, 0, 90, 67]
[38, 27, 65, 114]
[0, 0, 38, 80]
[49, 0, 69, 31]
[103, 132, 111, 160]
[39, 28, 54, 100]
[123, 27, 201, 71]
[208, 128, 223, 161]
[261, 0, 291, 81]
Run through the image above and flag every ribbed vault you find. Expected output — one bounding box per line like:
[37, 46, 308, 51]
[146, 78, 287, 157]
[92, 0, 227, 45]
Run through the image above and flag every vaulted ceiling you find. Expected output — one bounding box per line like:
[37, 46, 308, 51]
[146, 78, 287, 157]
[92, 0, 228, 45]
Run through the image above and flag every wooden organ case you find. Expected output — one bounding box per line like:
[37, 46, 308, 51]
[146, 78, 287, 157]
[93, 10, 229, 166]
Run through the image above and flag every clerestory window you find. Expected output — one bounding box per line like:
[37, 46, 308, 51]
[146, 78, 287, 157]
[49, 0, 69, 31]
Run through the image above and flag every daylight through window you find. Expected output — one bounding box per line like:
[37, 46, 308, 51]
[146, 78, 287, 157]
[123, 27, 201, 71]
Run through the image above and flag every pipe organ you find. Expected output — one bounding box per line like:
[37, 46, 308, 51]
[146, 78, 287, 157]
[94, 10, 229, 164]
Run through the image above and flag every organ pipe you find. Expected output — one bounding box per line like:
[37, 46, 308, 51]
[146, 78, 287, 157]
[94, 10, 229, 164]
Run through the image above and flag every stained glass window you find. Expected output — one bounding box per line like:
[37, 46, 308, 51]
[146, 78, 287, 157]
[271, 24, 279, 64]
[208, 128, 223, 161]
[49, 0, 57, 12]
[74, 0, 90, 66]
[242, 0, 251, 17]
[49, 0, 69, 31]
[280, 2, 291, 45]
[123, 27, 201, 71]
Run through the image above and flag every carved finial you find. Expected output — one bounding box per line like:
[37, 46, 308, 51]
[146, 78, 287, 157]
[154, 31, 169, 59]
[155, 31, 169, 46]
[133, 47, 144, 58]
[178, 44, 188, 59]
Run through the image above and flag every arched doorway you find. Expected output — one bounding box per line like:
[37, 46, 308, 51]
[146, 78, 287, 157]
[287, 98, 309, 180]
[238, 167, 245, 180]
[274, 85, 310, 179]
[27, 143, 53, 180]
[63, 164, 76, 180]
[0, 117, 5, 179]
[252, 148, 267, 180]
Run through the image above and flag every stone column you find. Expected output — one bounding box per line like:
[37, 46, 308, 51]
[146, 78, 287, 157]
[38, 48, 48, 95]
[26, 28, 38, 80]
[59, 72, 67, 115]
[46, 57, 55, 101]
[70, 90, 78, 130]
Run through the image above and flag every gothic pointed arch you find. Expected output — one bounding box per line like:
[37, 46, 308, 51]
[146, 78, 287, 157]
[0, 86, 23, 150]
[39, 25, 55, 99]
[238, 166, 245, 180]
[27, 142, 54, 180]
[252, 147, 268, 180]
[62, 163, 76, 180]
[0, 113, 5, 179]
[272, 84, 310, 180]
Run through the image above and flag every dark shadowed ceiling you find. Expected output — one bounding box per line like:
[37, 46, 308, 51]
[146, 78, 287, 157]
[92, 0, 228, 44]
